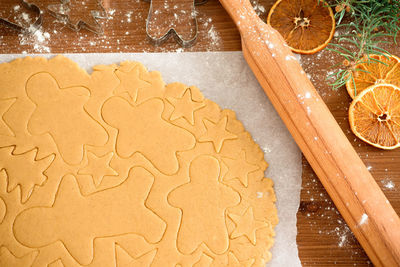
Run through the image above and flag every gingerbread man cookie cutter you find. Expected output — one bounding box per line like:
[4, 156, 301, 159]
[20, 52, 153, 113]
[144, 0, 208, 47]
[0, 0, 42, 33]
[47, 0, 107, 34]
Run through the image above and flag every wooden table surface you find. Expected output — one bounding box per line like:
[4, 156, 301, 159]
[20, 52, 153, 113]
[1, 0, 399, 265]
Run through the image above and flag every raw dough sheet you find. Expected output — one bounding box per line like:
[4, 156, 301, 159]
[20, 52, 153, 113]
[0, 52, 302, 267]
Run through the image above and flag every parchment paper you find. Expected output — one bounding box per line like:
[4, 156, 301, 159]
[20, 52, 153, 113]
[0, 52, 302, 267]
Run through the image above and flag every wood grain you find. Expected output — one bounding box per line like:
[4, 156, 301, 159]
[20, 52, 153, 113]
[1, 0, 399, 265]
[219, 0, 400, 265]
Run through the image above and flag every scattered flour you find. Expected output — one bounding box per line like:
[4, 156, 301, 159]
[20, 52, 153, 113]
[252, 0, 266, 16]
[125, 11, 133, 23]
[18, 26, 51, 53]
[207, 25, 221, 49]
[359, 214, 368, 226]
[381, 178, 395, 190]
[338, 234, 347, 247]
[21, 13, 30, 22]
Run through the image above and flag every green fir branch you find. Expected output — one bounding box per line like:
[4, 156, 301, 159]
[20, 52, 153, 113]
[326, 0, 400, 95]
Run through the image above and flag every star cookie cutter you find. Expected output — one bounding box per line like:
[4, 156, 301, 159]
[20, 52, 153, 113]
[47, 0, 107, 34]
[0, 1, 42, 33]
[144, 0, 208, 47]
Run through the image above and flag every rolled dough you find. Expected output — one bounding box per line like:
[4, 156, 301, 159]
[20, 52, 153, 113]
[0, 55, 278, 266]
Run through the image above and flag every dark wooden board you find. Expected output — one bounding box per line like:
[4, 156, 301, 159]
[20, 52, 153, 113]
[0, 0, 399, 265]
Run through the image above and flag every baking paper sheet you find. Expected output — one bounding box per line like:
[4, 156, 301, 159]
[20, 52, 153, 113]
[1, 52, 302, 267]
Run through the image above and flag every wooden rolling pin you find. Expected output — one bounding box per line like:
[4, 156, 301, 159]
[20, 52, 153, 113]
[219, 0, 400, 265]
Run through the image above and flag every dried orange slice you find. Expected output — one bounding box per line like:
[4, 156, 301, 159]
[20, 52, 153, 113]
[346, 54, 400, 98]
[267, 0, 335, 54]
[349, 84, 400, 149]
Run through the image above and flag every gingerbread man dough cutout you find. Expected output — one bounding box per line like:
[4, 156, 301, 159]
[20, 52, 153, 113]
[14, 167, 166, 265]
[102, 96, 195, 174]
[26, 72, 108, 165]
[168, 155, 240, 255]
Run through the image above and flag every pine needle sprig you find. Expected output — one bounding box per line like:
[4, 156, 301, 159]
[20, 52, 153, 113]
[326, 0, 400, 94]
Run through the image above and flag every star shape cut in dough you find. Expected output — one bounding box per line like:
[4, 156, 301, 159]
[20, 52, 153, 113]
[115, 244, 157, 266]
[227, 252, 254, 267]
[167, 89, 205, 125]
[236, 177, 278, 226]
[222, 150, 259, 187]
[115, 66, 152, 102]
[0, 98, 15, 136]
[228, 207, 268, 245]
[193, 253, 213, 266]
[199, 116, 237, 153]
[78, 152, 117, 187]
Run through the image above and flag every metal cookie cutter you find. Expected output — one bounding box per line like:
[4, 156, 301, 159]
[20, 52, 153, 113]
[0, 1, 42, 33]
[144, 0, 208, 47]
[47, 0, 107, 34]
